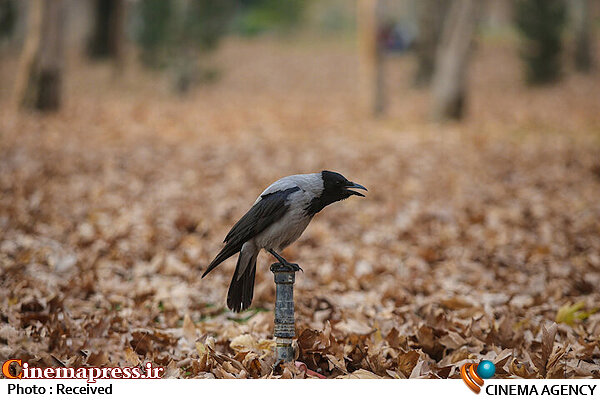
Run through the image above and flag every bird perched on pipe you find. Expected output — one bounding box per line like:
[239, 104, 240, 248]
[202, 171, 367, 312]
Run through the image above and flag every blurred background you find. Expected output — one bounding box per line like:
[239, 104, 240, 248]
[1, 0, 599, 378]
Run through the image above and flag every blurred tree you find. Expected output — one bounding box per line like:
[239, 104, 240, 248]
[571, 0, 593, 72]
[413, 0, 450, 87]
[172, 0, 235, 92]
[14, 0, 65, 111]
[233, 0, 307, 36]
[515, 0, 566, 84]
[135, 0, 235, 92]
[135, 0, 172, 68]
[87, 0, 125, 60]
[309, 0, 355, 34]
[179, 0, 235, 51]
[482, 0, 513, 32]
[430, 0, 480, 121]
[0, 0, 16, 40]
[358, 0, 384, 116]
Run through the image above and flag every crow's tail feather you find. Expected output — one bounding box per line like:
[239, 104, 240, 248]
[227, 252, 257, 312]
[202, 242, 242, 278]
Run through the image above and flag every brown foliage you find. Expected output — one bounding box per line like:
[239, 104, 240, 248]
[0, 37, 599, 378]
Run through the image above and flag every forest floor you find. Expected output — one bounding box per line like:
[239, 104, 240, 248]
[1, 35, 600, 378]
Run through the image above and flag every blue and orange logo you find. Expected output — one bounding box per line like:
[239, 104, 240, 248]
[461, 360, 495, 394]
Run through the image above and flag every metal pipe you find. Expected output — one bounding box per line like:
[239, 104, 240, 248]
[271, 262, 296, 364]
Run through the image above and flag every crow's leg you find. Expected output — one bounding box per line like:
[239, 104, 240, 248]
[268, 249, 303, 272]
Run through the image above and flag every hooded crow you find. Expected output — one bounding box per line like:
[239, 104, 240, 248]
[202, 170, 367, 312]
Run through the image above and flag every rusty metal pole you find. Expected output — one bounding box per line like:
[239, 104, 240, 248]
[271, 262, 296, 364]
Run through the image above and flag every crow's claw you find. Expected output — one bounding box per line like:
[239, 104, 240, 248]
[285, 262, 302, 272]
[269, 249, 302, 272]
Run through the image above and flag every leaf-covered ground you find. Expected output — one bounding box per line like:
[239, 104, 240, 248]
[1, 37, 600, 378]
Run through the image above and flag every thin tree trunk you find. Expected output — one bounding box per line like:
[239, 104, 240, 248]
[572, 0, 593, 72]
[483, 0, 512, 31]
[357, 0, 384, 116]
[14, 0, 65, 111]
[87, 0, 125, 61]
[430, 0, 479, 121]
[0, 0, 17, 40]
[414, 0, 450, 87]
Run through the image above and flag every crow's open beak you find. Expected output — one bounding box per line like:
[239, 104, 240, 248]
[345, 182, 368, 197]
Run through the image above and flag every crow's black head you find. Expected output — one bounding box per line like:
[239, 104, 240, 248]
[306, 171, 367, 215]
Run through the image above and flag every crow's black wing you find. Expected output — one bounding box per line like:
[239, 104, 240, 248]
[202, 186, 300, 278]
[224, 186, 300, 245]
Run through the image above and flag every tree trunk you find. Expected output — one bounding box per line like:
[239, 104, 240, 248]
[483, 0, 512, 31]
[414, 0, 450, 87]
[14, 0, 65, 111]
[357, 0, 384, 116]
[430, 0, 479, 121]
[87, 0, 125, 60]
[0, 0, 17, 40]
[572, 0, 593, 72]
